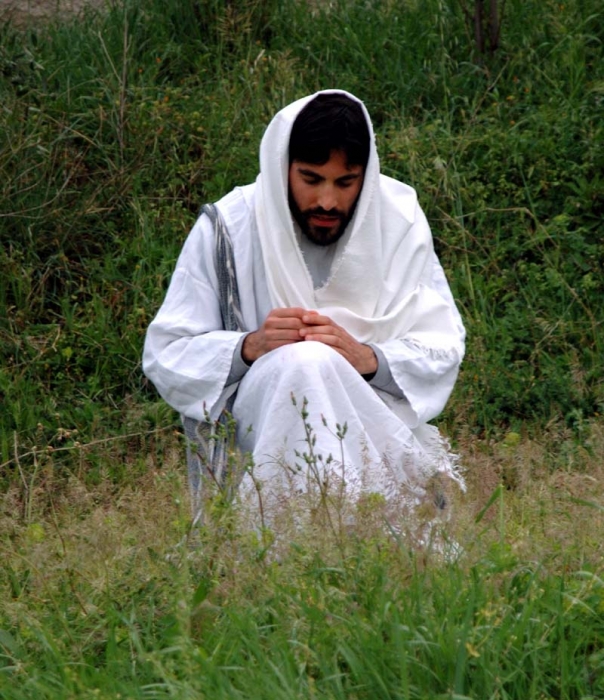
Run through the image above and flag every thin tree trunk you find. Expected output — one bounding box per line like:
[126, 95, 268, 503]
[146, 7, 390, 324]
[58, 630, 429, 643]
[488, 0, 500, 54]
[474, 0, 485, 56]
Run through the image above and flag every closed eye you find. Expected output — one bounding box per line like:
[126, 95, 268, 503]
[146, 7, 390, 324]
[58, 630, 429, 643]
[336, 176, 361, 188]
[302, 175, 322, 185]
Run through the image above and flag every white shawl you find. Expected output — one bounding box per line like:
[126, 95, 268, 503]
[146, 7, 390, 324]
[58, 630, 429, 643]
[254, 89, 463, 353]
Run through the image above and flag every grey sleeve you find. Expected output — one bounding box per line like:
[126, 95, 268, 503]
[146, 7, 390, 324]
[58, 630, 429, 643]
[226, 333, 252, 386]
[366, 343, 405, 399]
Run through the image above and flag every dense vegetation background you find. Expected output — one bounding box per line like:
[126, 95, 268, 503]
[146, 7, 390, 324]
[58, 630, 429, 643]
[1, 0, 603, 697]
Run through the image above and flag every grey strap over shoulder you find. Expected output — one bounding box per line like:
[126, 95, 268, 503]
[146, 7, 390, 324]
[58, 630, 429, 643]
[201, 203, 245, 334]
[184, 203, 246, 525]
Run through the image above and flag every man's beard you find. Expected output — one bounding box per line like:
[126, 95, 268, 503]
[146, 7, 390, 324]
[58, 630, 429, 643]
[288, 191, 356, 247]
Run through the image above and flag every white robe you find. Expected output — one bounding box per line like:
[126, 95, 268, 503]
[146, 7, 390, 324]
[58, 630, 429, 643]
[143, 90, 466, 503]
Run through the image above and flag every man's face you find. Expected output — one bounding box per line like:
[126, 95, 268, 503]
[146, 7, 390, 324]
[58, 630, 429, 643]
[288, 149, 364, 246]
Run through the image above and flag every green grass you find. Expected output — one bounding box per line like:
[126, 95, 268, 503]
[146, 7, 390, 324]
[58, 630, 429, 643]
[1, 0, 604, 696]
[2, 427, 604, 699]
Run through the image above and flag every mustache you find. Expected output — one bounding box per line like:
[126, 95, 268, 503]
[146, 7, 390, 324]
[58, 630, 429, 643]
[304, 207, 345, 220]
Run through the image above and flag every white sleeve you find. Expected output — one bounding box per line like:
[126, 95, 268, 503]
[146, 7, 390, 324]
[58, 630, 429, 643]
[142, 215, 246, 421]
[373, 252, 465, 427]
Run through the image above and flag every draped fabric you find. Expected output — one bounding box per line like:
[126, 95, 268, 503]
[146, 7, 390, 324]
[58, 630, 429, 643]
[143, 90, 466, 508]
[232, 341, 461, 517]
[254, 90, 464, 352]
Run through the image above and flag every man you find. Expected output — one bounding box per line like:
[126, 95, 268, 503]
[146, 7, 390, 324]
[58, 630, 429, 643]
[143, 90, 465, 507]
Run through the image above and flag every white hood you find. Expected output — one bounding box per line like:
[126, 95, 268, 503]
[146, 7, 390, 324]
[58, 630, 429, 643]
[253, 89, 463, 353]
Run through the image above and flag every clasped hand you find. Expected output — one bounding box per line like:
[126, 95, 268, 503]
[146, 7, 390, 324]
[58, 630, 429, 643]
[242, 307, 377, 376]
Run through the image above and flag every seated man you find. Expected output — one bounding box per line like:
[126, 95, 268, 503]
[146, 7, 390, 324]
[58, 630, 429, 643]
[143, 90, 465, 511]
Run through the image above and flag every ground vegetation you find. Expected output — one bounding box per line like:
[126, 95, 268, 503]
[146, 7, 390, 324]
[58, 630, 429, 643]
[1, 0, 603, 696]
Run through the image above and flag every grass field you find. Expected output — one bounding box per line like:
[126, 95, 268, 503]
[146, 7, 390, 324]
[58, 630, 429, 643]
[1, 0, 603, 696]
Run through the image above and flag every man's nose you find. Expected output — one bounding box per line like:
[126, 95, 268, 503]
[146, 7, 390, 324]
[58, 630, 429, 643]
[317, 185, 338, 211]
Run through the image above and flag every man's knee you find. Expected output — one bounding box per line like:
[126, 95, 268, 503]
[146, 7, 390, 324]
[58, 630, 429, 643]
[242, 341, 357, 394]
[275, 340, 343, 371]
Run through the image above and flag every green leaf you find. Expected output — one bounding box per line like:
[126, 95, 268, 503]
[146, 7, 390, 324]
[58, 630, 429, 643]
[475, 484, 503, 524]
[0, 629, 20, 657]
[193, 576, 213, 607]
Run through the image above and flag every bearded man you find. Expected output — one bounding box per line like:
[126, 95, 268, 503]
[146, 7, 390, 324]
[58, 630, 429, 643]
[143, 90, 465, 510]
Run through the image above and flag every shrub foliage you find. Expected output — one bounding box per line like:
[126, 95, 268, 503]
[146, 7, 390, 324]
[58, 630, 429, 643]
[1, 0, 603, 457]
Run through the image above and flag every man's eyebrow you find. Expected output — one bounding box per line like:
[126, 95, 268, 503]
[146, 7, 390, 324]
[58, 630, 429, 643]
[297, 167, 324, 178]
[296, 167, 362, 181]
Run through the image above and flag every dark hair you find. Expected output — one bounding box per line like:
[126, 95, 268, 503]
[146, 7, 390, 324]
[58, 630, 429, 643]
[288, 93, 370, 168]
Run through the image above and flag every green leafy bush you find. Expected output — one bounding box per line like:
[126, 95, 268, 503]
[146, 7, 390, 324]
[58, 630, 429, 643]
[1, 0, 603, 470]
